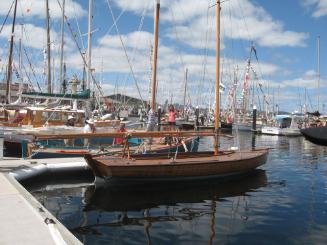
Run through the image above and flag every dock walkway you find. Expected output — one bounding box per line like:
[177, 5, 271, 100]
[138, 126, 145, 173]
[0, 157, 86, 245]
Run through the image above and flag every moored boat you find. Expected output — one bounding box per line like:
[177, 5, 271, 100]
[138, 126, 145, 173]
[83, 1, 269, 184]
[261, 115, 304, 136]
[84, 148, 268, 183]
[301, 126, 327, 146]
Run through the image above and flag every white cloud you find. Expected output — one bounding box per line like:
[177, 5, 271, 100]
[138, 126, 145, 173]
[111, 0, 152, 14]
[0, 0, 86, 20]
[302, 0, 327, 17]
[64, 29, 283, 104]
[111, 0, 308, 49]
[167, 0, 308, 49]
[272, 70, 325, 90]
[98, 31, 153, 51]
[0, 23, 75, 53]
[0, 24, 58, 50]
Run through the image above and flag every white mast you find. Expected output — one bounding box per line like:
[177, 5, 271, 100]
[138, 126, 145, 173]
[317, 36, 320, 112]
[86, 0, 93, 91]
[59, 0, 65, 93]
[45, 0, 51, 93]
[18, 24, 23, 94]
[6, 0, 18, 104]
[183, 68, 188, 118]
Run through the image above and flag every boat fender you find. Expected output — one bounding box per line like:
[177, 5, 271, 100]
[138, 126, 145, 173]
[230, 146, 238, 151]
[182, 140, 188, 152]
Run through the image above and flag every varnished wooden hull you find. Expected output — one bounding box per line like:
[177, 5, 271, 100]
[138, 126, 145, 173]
[84, 149, 269, 183]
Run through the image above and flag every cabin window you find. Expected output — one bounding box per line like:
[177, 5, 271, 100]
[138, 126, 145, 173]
[42, 112, 62, 122]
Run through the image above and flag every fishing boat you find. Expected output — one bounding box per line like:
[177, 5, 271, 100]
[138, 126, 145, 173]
[83, 0, 269, 184]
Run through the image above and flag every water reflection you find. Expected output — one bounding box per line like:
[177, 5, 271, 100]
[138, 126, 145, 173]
[26, 133, 327, 244]
[74, 170, 267, 244]
[84, 170, 267, 212]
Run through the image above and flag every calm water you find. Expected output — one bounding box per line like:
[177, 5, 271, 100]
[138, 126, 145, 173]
[26, 132, 327, 244]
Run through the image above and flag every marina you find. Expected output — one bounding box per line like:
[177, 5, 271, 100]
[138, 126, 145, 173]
[0, 133, 325, 244]
[0, 0, 326, 244]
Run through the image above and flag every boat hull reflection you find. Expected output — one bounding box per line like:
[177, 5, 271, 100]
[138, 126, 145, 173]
[83, 169, 267, 212]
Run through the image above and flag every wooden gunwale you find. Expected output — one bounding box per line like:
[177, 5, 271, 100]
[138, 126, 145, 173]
[26, 130, 227, 140]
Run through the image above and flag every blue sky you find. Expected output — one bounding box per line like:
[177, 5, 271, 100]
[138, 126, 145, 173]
[0, 0, 326, 113]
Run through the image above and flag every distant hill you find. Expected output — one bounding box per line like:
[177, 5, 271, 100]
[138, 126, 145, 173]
[105, 94, 147, 107]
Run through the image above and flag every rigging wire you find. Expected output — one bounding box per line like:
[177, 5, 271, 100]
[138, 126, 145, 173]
[0, 0, 15, 34]
[23, 46, 42, 91]
[106, 0, 145, 108]
[198, 2, 214, 107]
[120, 6, 149, 107]
[16, 1, 45, 92]
[105, 9, 126, 36]
[59, 1, 125, 113]
[12, 42, 36, 91]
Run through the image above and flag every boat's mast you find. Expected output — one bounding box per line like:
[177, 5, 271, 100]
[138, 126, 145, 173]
[214, 1, 221, 156]
[317, 35, 320, 112]
[46, 0, 52, 93]
[59, 0, 66, 93]
[5, 0, 18, 104]
[183, 68, 188, 117]
[151, 0, 160, 111]
[18, 24, 23, 93]
[87, 0, 93, 91]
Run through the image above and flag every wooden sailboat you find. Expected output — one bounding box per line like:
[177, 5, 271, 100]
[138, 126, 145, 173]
[83, 0, 269, 183]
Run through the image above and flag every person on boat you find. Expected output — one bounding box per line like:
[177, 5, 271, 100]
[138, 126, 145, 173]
[168, 105, 176, 130]
[83, 118, 96, 147]
[66, 115, 75, 126]
[227, 113, 233, 124]
[317, 120, 324, 127]
[64, 115, 75, 146]
[146, 108, 157, 145]
[146, 109, 156, 132]
[199, 113, 205, 126]
[114, 123, 127, 145]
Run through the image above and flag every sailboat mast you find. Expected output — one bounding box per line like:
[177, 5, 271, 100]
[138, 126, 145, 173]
[46, 0, 52, 93]
[19, 24, 23, 93]
[87, 0, 93, 91]
[214, 1, 221, 155]
[183, 68, 188, 117]
[151, 0, 160, 111]
[5, 0, 18, 104]
[59, 0, 66, 93]
[317, 35, 320, 112]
